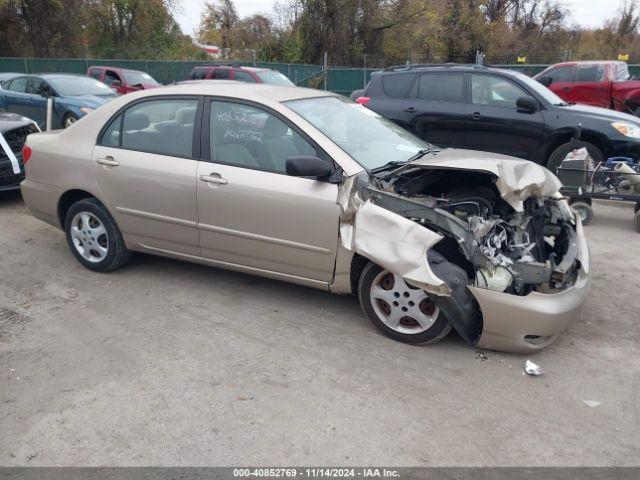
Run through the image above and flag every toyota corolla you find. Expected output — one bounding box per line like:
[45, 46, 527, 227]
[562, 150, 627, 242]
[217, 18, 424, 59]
[20, 82, 590, 353]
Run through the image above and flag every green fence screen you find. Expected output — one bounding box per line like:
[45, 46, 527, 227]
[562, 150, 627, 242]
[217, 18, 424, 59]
[2, 58, 640, 96]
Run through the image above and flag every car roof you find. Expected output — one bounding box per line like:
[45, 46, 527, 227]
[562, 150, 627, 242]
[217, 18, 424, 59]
[129, 81, 335, 103]
[90, 66, 147, 74]
[193, 65, 270, 72]
[377, 64, 520, 77]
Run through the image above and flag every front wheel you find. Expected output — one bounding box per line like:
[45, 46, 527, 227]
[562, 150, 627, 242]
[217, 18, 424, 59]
[358, 262, 452, 345]
[546, 140, 604, 175]
[64, 198, 131, 272]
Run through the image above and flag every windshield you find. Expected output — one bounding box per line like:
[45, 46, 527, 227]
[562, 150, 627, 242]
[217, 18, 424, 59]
[256, 70, 294, 86]
[285, 96, 432, 170]
[123, 71, 158, 86]
[511, 71, 566, 105]
[48, 76, 115, 97]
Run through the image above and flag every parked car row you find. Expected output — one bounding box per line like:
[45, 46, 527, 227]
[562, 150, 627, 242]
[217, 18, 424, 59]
[0, 64, 297, 129]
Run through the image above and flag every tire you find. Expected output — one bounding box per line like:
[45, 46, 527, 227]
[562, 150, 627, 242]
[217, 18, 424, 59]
[64, 198, 131, 272]
[358, 261, 452, 345]
[568, 196, 592, 206]
[571, 201, 594, 225]
[635, 210, 640, 233]
[634, 201, 640, 213]
[546, 140, 604, 175]
[63, 113, 79, 128]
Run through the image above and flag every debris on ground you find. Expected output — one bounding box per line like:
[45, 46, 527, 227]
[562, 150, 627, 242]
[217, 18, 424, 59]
[583, 400, 602, 408]
[523, 360, 544, 376]
[476, 350, 489, 361]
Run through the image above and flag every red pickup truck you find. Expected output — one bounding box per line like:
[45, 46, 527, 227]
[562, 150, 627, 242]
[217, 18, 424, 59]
[534, 61, 640, 115]
[87, 66, 160, 95]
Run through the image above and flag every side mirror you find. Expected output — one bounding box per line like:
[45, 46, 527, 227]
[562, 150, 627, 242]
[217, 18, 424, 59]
[516, 95, 538, 114]
[286, 156, 332, 179]
[111, 80, 122, 88]
[537, 75, 552, 87]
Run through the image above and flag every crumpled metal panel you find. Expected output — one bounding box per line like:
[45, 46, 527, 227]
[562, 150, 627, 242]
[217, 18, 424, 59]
[339, 190, 449, 295]
[411, 149, 562, 211]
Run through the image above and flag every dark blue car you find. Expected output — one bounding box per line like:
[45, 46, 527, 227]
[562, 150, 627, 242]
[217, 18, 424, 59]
[0, 74, 117, 129]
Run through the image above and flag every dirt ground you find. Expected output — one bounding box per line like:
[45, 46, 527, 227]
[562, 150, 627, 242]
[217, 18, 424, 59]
[0, 190, 639, 467]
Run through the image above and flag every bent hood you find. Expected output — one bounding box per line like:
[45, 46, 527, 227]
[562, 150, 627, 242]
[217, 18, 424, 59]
[409, 149, 562, 211]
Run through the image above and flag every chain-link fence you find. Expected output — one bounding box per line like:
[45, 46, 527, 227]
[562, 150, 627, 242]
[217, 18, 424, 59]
[2, 56, 640, 96]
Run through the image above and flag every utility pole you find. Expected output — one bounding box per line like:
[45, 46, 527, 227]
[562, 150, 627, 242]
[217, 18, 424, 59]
[323, 52, 328, 91]
[363, 53, 367, 89]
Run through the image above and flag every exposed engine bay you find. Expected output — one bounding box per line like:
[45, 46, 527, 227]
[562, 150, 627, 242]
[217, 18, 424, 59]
[361, 166, 581, 296]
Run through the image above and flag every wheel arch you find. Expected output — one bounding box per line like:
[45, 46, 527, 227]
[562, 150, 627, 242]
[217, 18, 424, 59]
[543, 129, 609, 166]
[58, 189, 102, 226]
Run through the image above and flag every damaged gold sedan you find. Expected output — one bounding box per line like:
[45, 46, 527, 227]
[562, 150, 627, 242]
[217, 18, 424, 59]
[20, 83, 590, 353]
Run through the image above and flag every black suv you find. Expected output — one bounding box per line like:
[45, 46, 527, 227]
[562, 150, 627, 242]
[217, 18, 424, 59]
[354, 64, 640, 171]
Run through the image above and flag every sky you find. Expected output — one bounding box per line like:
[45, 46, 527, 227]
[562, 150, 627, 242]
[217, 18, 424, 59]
[176, 0, 626, 38]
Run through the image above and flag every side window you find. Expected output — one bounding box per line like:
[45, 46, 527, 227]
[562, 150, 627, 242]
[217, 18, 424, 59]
[417, 74, 464, 102]
[119, 98, 198, 157]
[210, 100, 316, 174]
[471, 75, 528, 107]
[90, 69, 102, 81]
[548, 66, 575, 83]
[577, 65, 604, 82]
[28, 78, 52, 97]
[104, 70, 121, 86]
[192, 68, 208, 80]
[382, 73, 415, 98]
[213, 68, 231, 80]
[233, 70, 257, 83]
[7, 77, 28, 93]
[100, 114, 122, 147]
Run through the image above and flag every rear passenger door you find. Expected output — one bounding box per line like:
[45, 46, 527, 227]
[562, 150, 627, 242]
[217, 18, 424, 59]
[196, 99, 340, 282]
[91, 97, 202, 255]
[400, 72, 467, 148]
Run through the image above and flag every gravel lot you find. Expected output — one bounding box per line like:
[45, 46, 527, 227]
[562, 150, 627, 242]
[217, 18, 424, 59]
[1, 190, 639, 466]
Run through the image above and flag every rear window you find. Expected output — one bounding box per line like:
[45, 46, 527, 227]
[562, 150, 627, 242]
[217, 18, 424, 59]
[191, 68, 208, 80]
[577, 65, 604, 82]
[418, 74, 464, 102]
[381, 73, 415, 98]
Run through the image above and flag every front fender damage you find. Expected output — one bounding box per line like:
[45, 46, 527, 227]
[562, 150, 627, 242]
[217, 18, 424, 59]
[337, 175, 481, 345]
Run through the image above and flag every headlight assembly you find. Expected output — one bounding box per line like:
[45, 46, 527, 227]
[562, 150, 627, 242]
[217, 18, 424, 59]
[612, 121, 640, 138]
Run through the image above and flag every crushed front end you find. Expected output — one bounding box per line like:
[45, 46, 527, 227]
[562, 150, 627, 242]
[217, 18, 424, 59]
[344, 155, 590, 353]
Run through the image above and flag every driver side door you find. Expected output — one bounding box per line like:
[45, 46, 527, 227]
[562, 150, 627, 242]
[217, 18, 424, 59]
[196, 99, 340, 284]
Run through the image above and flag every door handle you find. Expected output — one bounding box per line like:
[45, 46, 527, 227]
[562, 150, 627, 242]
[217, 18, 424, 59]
[562, 87, 571, 92]
[472, 112, 481, 120]
[403, 107, 417, 113]
[96, 157, 119, 167]
[200, 174, 228, 185]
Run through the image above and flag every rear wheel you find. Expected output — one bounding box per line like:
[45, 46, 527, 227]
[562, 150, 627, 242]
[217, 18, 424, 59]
[635, 210, 640, 233]
[63, 113, 78, 128]
[64, 198, 131, 272]
[546, 140, 604, 175]
[358, 262, 452, 345]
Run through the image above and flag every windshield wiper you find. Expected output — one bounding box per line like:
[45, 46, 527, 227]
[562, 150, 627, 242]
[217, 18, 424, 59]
[370, 148, 437, 174]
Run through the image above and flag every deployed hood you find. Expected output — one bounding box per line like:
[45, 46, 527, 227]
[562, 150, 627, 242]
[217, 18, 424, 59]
[408, 149, 562, 211]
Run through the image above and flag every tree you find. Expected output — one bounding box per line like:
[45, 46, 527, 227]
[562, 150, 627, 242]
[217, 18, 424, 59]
[199, 0, 239, 50]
